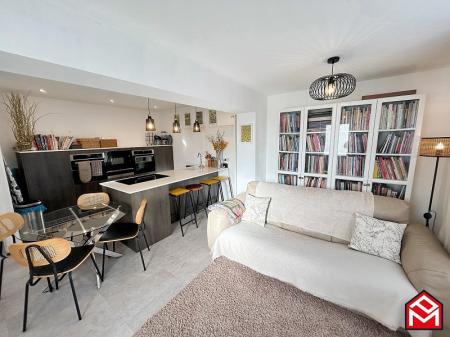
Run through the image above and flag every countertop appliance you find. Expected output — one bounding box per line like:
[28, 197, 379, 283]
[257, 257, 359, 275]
[105, 150, 134, 180]
[116, 173, 168, 185]
[132, 149, 155, 175]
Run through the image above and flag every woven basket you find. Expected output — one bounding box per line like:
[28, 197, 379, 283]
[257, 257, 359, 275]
[100, 139, 118, 148]
[78, 138, 101, 149]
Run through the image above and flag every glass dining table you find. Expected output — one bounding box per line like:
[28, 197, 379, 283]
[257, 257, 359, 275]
[17, 201, 130, 288]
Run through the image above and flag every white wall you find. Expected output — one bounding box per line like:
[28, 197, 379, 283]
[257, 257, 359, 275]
[266, 66, 450, 252]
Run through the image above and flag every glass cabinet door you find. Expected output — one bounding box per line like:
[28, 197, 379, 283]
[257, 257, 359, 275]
[301, 105, 336, 188]
[332, 100, 376, 192]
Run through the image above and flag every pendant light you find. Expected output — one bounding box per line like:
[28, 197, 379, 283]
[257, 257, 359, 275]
[145, 98, 156, 131]
[193, 109, 201, 133]
[309, 56, 356, 100]
[172, 103, 181, 133]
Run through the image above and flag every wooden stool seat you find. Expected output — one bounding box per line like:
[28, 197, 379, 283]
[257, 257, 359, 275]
[185, 184, 203, 191]
[200, 179, 219, 186]
[169, 187, 190, 197]
[213, 176, 228, 181]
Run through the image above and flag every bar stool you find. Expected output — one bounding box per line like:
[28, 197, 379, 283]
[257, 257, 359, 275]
[200, 179, 221, 208]
[213, 176, 234, 199]
[185, 184, 208, 218]
[169, 187, 198, 237]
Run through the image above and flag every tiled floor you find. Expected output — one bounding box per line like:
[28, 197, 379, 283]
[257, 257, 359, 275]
[0, 214, 212, 337]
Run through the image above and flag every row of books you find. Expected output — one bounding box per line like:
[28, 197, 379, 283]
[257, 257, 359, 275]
[379, 100, 418, 130]
[377, 132, 413, 154]
[280, 111, 301, 133]
[278, 174, 297, 186]
[373, 156, 408, 180]
[335, 180, 363, 192]
[279, 153, 299, 172]
[32, 134, 75, 151]
[372, 184, 406, 200]
[279, 134, 300, 152]
[306, 134, 325, 152]
[345, 133, 367, 153]
[340, 105, 371, 131]
[336, 156, 365, 177]
[304, 177, 327, 188]
[305, 154, 328, 174]
[307, 110, 332, 132]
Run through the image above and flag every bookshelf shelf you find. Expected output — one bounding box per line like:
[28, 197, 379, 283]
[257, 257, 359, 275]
[277, 95, 424, 200]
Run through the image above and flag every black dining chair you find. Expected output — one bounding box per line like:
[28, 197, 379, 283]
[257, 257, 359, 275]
[98, 199, 150, 280]
[9, 238, 102, 332]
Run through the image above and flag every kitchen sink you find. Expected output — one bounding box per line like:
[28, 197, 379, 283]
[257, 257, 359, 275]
[116, 173, 168, 185]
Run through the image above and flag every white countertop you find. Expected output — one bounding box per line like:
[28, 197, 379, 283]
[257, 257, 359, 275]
[100, 167, 219, 194]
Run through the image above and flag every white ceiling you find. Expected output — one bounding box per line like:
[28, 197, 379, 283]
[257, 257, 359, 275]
[0, 71, 190, 112]
[61, 0, 450, 94]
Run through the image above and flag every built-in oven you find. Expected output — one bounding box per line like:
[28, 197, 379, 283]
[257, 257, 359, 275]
[70, 152, 106, 184]
[105, 150, 134, 180]
[132, 149, 155, 175]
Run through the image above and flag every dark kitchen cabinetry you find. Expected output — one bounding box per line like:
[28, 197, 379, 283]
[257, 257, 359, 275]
[16, 146, 174, 211]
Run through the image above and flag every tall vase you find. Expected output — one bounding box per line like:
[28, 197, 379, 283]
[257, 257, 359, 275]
[216, 150, 223, 168]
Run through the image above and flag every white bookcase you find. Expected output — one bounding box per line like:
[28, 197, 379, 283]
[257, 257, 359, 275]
[277, 94, 425, 201]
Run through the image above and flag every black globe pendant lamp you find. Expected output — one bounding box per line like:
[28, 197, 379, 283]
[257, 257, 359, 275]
[145, 98, 156, 131]
[309, 56, 356, 100]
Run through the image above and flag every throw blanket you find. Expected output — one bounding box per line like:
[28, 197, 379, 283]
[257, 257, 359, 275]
[255, 182, 374, 243]
[208, 198, 245, 224]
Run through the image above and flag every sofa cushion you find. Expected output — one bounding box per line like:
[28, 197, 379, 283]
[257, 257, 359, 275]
[242, 194, 271, 226]
[349, 213, 406, 264]
[254, 182, 374, 243]
[212, 221, 418, 332]
[401, 223, 450, 330]
[373, 195, 410, 223]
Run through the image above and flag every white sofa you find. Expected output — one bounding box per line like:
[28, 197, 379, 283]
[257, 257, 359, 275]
[208, 181, 442, 337]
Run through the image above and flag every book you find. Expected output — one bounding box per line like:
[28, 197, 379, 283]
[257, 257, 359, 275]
[336, 155, 365, 177]
[304, 177, 327, 188]
[305, 154, 328, 174]
[340, 105, 371, 131]
[377, 132, 413, 154]
[280, 111, 301, 133]
[379, 100, 418, 129]
[278, 174, 297, 186]
[335, 179, 363, 191]
[279, 153, 299, 172]
[373, 156, 408, 180]
[279, 134, 300, 152]
[372, 183, 406, 199]
[306, 134, 325, 152]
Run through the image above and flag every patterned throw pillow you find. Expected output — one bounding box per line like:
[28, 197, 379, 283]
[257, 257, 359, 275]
[241, 194, 271, 227]
[349, 213, 407, 264]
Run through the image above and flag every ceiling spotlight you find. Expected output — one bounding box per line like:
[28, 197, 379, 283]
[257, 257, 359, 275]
[39, 88, 47, 94]
[109, 99, 115, 103]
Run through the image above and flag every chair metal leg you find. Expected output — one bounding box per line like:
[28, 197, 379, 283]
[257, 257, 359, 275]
[206, 186, 212, 209]
[175, 197, 184, 237]
[101, 243, 106, 281]
[112, 242, 115, 252]
[141, 228, 150, 251]
[189, 192, 198, 228]
[23, 280, 30, 332]
[219, 183, 224, 201]
[47, 277, 53, 293]
[135, 235, 146, 271]
[68, 272, 82, 321]
[90, 254, 103, 282]
[0, 241, 6, 300]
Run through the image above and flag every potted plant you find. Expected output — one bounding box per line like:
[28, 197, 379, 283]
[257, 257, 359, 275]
[208, 130, 228, 168]
[3, 93, 39, 151]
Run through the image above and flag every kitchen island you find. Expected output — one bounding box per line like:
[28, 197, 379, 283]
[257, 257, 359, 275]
[100, 167, 218, 250]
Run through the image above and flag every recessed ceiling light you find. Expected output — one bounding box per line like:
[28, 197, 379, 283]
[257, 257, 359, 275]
[109, 99, 115, 103]
[39, 88, 47, 94]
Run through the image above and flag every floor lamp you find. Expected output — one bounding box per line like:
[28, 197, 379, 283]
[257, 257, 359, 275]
[419, 137, 450, 227]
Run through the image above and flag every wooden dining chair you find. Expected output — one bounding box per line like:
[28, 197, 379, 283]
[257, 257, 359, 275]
[98, 199, 150, 280]
[0, 212, 25, 300]
[9, 238, 102, 332]
[77, 192, 110, 210]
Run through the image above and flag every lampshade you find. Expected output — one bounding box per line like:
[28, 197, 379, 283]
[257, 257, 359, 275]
[309, 56, 356, 101]
[193, 120, 201, 132]
[145, 98, 156, 131]
[172, 103, 181, 133]
[419, 137, 450, 157]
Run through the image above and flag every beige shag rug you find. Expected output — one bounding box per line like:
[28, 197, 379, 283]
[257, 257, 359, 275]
[135, 257, 409, 337]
